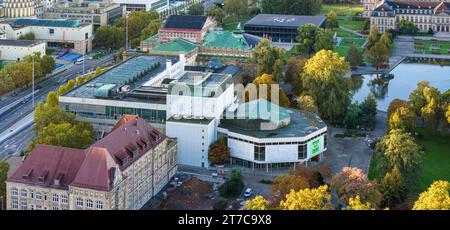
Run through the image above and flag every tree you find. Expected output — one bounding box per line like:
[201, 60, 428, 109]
[366, 26, 380, 51]
[270, 173, 309, 205]
[331, 167, 382, 207]
[302, 50, 351, 123]
[115, 10, 159, 47]
[261, 0, 321, 16]
[413, 180, 450, 210]
[344, 195, 375, 210]
[272, 59, 285, 82]
[207, 5, 225, 25]
[37, 122, 94, 149]
[388, 106, 416, 131]
[346, 46, 363, 70]
[387, 99, 410, 120]
[446, 104, 450, 124]
[345, 102, 361, 129]
[296, 95, 318, 113]
[360, 94, 377, 129]
[224, 0, 248, 21]
[188, 3, 204, 15]
[409, 81, 430, 115]
[399, 20, 419, 35]
[208, 139, 230, 165]
[367, 42, 389, 70]
[377, 129, 423, 173]
[326, 10, 339, 29]
[246, 196, 270, 210]
[94, 25, 125, 50]
[220, 170, 244, 198]
[379, 32, 392, 49]
[40, 55, 56, 75]
[18, 32, 35, 40]
[250, 74, 290, 107]
[140, 19, 162, 41]
[285, 56, 307, 95]
[76, 76, 85, 86]
[279, 185, 333, 210]
[0, 161, 9, 200]
[296, 24, 333, 57]
[252, 39, 285, 77]
[379, 166, 407, 208]
[45, 91, 59, 107]
[420, 86, 442, 129]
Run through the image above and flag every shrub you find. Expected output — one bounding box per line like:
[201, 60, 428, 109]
[219, 170, 244, 198]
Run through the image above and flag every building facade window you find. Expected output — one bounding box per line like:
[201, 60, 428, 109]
[86, 199, 93, 208]
[36, 192, 42, 200]
[254, 145, 265, 161]
[11, 188, 18, 196]
[76, 197, 83, 207]
[12, 199, 18, 209]
[20, 189, 27, 198]
[298, 145, 307, 159]
[96, 200, 103, 210]
[52, 194, 59, 203]
[61, 195, 68, 204]
[21, 201, 27, 210]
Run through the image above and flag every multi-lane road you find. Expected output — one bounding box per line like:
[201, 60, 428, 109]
[0, 53, 115, 159]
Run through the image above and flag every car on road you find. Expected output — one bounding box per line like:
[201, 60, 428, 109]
[10, 92, 18, 97]
[74, 59, 84, 65]
[211, 172, 218, 177]
[244, 188, 252, 198]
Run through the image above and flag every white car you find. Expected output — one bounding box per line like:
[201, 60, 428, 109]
[74, 59, 84, 65]
[243, 188, 252, 198]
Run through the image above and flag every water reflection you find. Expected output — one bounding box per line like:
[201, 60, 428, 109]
[352, 62, 450, 111]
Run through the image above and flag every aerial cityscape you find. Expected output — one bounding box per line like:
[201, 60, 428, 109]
[0, 0, 449, 214]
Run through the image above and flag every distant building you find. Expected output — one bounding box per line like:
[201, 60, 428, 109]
[112, 0, 169, 13]
[370, 0, 450, 33]
[43, 1, 125, 29]
[0, 18, 93, 53]
[159, 15, 217, 43]
[6, 115, 178, 210]
[0, 40, 46, 61]
[244, 14, 327, 43]
[2, 0, 35, 18]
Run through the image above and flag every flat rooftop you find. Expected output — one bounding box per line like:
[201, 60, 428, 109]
[245, 14, 326, 28]
[8, 19, 88, 28]
[169, 71, 233, 97]
[63, 55, 178, 104]
[220, 100, 326, 139]
[0, 39, 45, 47]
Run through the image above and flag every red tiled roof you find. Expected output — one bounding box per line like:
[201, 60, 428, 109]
[7, 145, 86, 190]
[7, 116, 167, 192]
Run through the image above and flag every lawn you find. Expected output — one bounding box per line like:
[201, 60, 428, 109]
[368, 128, 450, 195]
[320, 4, 353, 14]
[414, 40, 450, 55]
[414, 128, 450, 193]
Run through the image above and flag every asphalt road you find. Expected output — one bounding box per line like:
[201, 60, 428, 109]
[0, 53, 114, 159]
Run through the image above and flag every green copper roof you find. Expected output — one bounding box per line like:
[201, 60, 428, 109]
[203, 30, 250, 50]
[152, 38, 198, 53]
[142, 34, 159, 45]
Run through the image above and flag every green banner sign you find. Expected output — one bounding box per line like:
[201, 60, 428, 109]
[308, 136, 323, 158]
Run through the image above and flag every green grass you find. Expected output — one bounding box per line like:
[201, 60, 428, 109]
[320, 4, 353, 14]
[414, 128, 450, 193]
[334, 27, 357, 38]
[414, 40, 450, 55]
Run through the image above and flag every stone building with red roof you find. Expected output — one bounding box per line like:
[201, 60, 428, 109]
[5, 115, 177, 210]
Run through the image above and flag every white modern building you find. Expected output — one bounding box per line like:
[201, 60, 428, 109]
[112, 0, 170, 13]
[0, 18, 93, 53]
[0, 39, 46, 61]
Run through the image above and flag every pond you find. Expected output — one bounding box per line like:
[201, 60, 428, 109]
[351, 61, 450, 111]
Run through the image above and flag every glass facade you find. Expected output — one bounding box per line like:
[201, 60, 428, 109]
[105, 106, 166, 124]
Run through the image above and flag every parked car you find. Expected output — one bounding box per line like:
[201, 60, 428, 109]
[244, 188, 252, 198]
[74, 59, 84, 65]
[211, 173, 218, 177]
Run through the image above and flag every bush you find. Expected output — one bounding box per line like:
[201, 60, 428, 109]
[213, 198, 229, 210]
[259, 179, 273, 184]
[219, 170, 244, 198]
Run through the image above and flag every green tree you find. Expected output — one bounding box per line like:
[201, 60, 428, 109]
[224, 0, 248, 21]
[387, 99, 410, 120]
[296, 24, 333, 57]
[326, 10, 339, 29]
[94, 25, 125, 50]
[40, 55, 56, 75]
[208, 139, 230, 165]
[279, 185, 333, 210]
[344, 195, 375, 210]
[220, 170, 244, 198]
[250, 74, 290, 107]
[367, 42, 389, 70]
[246, 196, 270, 210]
[140, 19, 162, 41]
[76, 76, 85, 86]
[377, 129, 424, 173]
[37, 122, 94, 149]
[379, 166, 407, 208]
[188, 3, 205, 15]
[399, 20, 419, 35]
[0, 161, 9, 200]
[420, 86, 441, 129]
[18, 32, 35, 40]
[115, 10, 159, 47]
[360, 94, 377, 129]
[252, 39, 285, 77]
[272, 58, 285, 82]
[388, 106, 416, 131]
[366, 26, 380, 51]
[296, 95, 318, 113]
[345, 103, 361, 129]
[302, 50, 351, 123]
[285, 56, 307, 95]
[261, 0, 321, 16]
[446, 104, 450, 124]
[409, 81, 430, 115]
[346, 46, 363, 70]
[207, 5, 225, 25]
[413, 180, 450, 210]
[379, 32, 393, 49]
